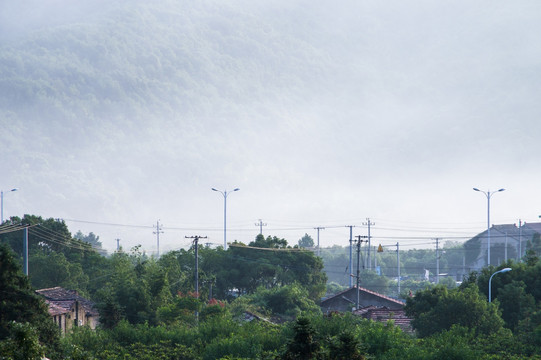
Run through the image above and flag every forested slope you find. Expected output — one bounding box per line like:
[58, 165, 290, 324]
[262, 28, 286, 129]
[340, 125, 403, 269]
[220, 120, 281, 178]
[0, 0, 341, 133]
[0, 0, 357, 223]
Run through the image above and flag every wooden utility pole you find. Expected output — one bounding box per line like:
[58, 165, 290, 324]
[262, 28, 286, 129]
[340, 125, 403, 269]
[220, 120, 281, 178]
[186, 235, 207, 323]
[354, 235, 367, 310]
[435, 238, 439, 284]
[346, 225, 355, 287]
[23, 227, 28, 275]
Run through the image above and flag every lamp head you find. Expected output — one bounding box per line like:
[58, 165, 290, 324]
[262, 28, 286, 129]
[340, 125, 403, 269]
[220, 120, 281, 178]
[497, 188, 505, 192]
[500, 267, 512, 273]
[473, 188, 480, 192]
[233, 188, 240, 192]
[211, 188, 218, 192]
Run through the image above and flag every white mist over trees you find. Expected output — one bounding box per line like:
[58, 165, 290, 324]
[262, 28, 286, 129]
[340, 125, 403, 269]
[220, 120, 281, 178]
[1, 0, 540, 252]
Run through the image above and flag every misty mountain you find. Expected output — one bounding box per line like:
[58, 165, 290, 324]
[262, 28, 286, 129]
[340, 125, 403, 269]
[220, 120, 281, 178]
[0, 1, 345, 215]
[1, 0, 540, 251]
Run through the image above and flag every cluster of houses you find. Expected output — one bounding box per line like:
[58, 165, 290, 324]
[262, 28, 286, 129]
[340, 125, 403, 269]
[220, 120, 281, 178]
[35, 285, 412, 334]
[35, 222, 541, 336]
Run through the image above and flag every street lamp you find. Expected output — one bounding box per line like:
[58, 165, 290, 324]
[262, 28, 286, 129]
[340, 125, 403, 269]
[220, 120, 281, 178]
[212, 188, 240, 250]
[489, 267, 511, 302]
[1, 188, 18, 224]
[473, 188, 505, 266]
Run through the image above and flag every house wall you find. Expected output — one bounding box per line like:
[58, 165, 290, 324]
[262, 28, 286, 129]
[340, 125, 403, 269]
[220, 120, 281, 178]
[52, 314, 66, 334]
[85, 313, 99, 330]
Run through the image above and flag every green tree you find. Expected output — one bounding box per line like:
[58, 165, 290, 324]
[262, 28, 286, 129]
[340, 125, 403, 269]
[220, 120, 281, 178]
[250, 234, 288, 249]
[248, 284, 321, 319]
[0, 243, 60, 357]
[526, 233, 541, 257]
[29, 251, 89, 292]
[94, 249, 155, 325]
[74, 231, 107, 256]
[516, 305, 541, 355]
[328, 330, 365, 360]
[283, 317, 321, 360]
[0, 322, 45, 360]
[214, 238, 327, 301]
[405, 284, 505, 338]
[326, 281, 346, 296]
[298, 233, 314, 248]
[497, 280, 536, 332]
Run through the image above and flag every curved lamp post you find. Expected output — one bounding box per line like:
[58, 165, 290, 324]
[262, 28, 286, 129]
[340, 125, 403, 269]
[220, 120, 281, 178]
[489, 267, 511, 302]
[473, 188, 505, 266]
[212, 188, 239, 250]
[1, 188, 18, 224]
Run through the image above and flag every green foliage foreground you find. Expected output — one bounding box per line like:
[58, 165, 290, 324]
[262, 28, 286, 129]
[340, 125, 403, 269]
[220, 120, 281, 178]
[61, 313, 540, 360]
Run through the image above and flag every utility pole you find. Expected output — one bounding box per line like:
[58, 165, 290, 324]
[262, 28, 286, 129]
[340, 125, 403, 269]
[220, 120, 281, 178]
[255, 219, 267, 235]
[396, 242, 400, 297]
[314, 227, 325, 256]
[505, 232, 508, 262]
[354, 235, 368, 310]
[23, 226, 28, 275]
[346, 226, 355, 287]
[363, 218, 375, 270]
[518, 219, 522, 262]
[153, 220, 164, 257]
[435, 238, 439, 284]
[186, 235, 207, 322]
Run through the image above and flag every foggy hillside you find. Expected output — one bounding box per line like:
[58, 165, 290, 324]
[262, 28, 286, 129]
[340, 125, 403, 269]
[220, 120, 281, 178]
[1, 0, 540, 251]
[0, 0, 370, 225]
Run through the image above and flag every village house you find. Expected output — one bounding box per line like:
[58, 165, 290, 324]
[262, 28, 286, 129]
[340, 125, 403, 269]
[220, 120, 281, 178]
[36, 287, 99, 335]
[320, 285, 405, 313]
[465, 222, 541, 270]
[320, 286, 412, 331]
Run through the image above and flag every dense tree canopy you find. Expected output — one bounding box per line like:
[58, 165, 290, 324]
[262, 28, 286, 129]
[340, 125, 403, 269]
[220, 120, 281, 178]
[298, 233, 315, 248]
[405, 284, 504, 338]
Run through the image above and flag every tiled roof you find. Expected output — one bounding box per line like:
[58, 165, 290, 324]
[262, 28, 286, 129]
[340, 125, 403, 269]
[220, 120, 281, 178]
[354, 306, 413, 333]
[523, 222, 541, 234]
[36, 287, 80, 300]
[471, 223, 540, 241]
[45, 300, 72, 316]
[36, 287, 99, 317]
[321, 286, 405, 307]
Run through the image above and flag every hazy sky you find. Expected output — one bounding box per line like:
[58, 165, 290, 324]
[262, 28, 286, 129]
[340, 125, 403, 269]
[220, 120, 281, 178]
[2, 0, 541, 254]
